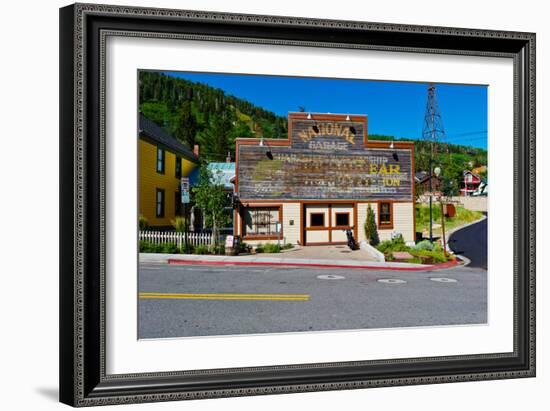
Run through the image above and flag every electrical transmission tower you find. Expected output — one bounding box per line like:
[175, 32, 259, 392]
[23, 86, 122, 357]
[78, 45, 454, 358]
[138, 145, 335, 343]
[422, 83, 446, 144]
[422, 83, 446, 243]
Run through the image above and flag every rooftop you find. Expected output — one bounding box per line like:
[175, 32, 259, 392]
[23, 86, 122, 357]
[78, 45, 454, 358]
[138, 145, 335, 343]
[139, 114, 198, 162]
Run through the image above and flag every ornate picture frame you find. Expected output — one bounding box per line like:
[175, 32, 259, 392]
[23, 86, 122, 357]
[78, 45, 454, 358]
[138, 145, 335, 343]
[59, 3, 535, 407]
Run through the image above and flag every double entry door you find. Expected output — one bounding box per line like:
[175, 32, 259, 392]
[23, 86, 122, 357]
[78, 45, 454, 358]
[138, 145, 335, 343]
[303, 203, 355, 245]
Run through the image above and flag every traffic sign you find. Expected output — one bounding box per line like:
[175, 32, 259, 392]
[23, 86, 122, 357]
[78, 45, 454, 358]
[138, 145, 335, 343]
[181, 177, 190, 204]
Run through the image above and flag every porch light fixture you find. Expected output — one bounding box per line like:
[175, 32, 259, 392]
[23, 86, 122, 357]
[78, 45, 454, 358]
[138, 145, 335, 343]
[390, 141, 399, 161]
[259, 136, 273, 159]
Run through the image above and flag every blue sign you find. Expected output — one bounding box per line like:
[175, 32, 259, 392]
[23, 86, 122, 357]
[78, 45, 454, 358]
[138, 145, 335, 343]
[180, 177, 190, 204]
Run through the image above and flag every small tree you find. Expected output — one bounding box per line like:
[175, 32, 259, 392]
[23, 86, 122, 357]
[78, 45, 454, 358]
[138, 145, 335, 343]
[364, 204, 380, 246]
[138, 215, 149, 231]
[171, 216, 188, 233]
[191, 165, 231, 248]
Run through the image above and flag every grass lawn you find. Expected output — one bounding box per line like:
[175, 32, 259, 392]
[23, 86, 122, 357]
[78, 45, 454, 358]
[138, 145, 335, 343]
[415, 203, 484, 237]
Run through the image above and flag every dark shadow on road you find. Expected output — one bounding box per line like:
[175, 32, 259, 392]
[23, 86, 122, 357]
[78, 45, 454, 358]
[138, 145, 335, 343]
[449, 216, 487, 270]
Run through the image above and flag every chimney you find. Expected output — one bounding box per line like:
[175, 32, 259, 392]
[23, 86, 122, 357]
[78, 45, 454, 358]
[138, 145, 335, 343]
[193, 144, 199, 157]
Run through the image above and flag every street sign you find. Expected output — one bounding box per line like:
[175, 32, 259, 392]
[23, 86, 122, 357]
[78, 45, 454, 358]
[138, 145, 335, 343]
[180, 177, 190, 204]
[275, 222, 282, 233]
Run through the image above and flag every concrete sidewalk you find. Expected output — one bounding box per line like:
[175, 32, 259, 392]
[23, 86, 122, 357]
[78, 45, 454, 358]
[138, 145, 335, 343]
[139, 253, 458, 271]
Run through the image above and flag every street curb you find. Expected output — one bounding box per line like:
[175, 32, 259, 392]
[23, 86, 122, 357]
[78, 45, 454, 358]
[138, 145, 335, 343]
[166, 258, 459, 271]
[455, 254, 471, 267]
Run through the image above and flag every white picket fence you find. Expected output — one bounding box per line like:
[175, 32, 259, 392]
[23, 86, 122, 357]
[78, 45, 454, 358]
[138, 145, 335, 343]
[139, 231, 213, 247]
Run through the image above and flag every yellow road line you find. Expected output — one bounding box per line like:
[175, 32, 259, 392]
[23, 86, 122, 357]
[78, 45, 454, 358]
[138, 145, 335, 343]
[139, 292, 309, 301]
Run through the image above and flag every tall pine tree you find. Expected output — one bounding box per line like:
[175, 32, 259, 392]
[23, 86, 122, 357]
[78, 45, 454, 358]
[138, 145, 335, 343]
[175, 101, 198, 148]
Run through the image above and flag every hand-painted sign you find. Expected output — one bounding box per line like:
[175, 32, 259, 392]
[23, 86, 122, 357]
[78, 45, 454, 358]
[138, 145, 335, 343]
[291, 120, 365, 151]
[237, 145, 412, 201]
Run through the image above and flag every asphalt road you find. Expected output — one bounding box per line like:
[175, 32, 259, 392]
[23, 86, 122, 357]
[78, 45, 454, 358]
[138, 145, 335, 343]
[139, 263, 487, 339]
[448, 217, 487, 270]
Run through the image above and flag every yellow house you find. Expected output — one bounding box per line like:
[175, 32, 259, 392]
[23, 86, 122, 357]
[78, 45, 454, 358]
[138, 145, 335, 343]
[139, 114, 199, 227]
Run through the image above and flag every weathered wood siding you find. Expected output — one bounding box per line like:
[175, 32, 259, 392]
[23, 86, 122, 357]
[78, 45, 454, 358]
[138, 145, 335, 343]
[238, 146, 412, 201]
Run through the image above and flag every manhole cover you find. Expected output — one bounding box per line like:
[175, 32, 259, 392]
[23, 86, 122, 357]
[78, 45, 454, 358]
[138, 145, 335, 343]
[430, 277, 458, 283]
[317, 275, 345, 280]
[378, 278, 407, 284]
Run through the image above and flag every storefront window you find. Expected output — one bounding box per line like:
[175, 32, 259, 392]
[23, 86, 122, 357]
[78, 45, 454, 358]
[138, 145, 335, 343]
[243, 207, 279, 236]
[335, 212, 350, 227]
[310, 213, 325, 227]
[379, 202, 392, 226]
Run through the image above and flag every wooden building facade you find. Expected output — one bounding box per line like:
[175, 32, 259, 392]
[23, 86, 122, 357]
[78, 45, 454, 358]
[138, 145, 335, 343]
[234, 113, 416, 246]
[139, 114, 199, 227]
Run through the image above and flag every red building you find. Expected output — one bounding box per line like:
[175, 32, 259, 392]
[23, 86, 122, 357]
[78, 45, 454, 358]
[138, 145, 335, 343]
[460, 170, 482, 196]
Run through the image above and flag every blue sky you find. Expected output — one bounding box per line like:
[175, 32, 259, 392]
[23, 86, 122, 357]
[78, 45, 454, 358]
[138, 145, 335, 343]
[165, 71, 488, 149]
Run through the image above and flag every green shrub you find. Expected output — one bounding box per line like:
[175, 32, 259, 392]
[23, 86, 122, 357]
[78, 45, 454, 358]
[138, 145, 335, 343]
[162, 242, 179, 254]
[413, 249, 448, 263]
[239, 241, 251, 253]
[375, 233, 452, 263]
[255, 243, 283, 253]
[139, 241, 164, 253]
[364, 204, 380, 246]
[171, 216, 188, 233]
[194, 244, 210, 255]
[263, 243, 281, 253]
[281, 243, 294, 250]
[377, 236, 411, 257]
[180, 242, 195, 254]
[212, 244, 226, 255]
[139, 240, 151, 252]
[415, 239, 434, 251]
[139, 215, 149, 231]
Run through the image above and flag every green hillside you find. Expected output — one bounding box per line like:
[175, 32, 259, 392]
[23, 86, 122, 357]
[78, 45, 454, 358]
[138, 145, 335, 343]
[139, 71, 288, 161]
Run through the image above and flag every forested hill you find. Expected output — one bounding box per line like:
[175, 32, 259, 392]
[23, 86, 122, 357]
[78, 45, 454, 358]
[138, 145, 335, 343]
[139, 71, 288, 162]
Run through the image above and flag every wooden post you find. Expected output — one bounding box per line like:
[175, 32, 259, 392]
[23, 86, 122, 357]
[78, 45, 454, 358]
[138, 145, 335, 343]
[184, 202, 188, 252]
[440, 200, 447, 257]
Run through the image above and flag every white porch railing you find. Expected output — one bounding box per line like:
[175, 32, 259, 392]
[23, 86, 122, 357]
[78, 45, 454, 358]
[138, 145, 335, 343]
[139, 231, 213, 247]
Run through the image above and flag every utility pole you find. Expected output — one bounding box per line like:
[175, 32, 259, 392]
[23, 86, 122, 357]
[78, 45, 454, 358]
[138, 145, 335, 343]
[422, 84, 446, 242]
